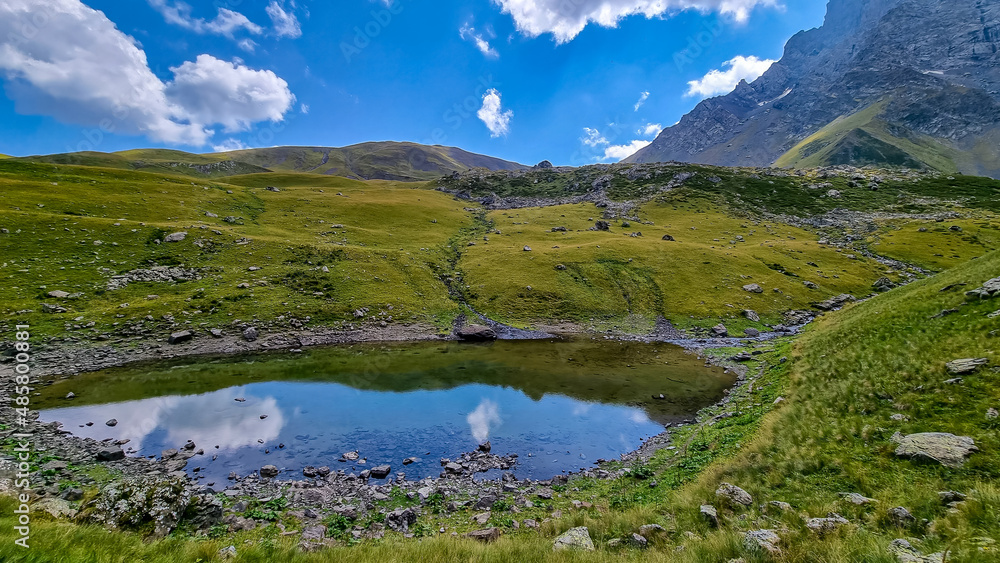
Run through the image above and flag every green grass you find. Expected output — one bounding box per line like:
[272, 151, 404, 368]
[6, 159, 967, 343]
[2, 157, 1000, 561]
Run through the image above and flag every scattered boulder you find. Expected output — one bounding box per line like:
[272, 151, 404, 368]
[894, 432, 978, 468]
[700, 504, 719, 527]
[743, 529, 781, 555]
[385, 507, 419, 532]
[84, 477, 190, 537]
[456, 325, 497, 341]
[627, 533, 648, 549]
[164, 232, 187, 243]
[638, 524, 665, 537]
[715, 483, 753, 508]
[945, 358, 988, 375]
[987, 408, 998, 420]
[806, 513, 849, 533]
[888, 506, 916, 526]
[42, 303, 67, 314]
[553, 527, 595, 552]
[242, 327, 259, 342]
[96, 447, 125, 462]
[743, 310, 760, 322]
[731, 351, 753, 362]
[369, 465, 392, 479]
[710, 324, 729, 338]
[813, 294, 856, 311]
[873, 277, 896, 292]
[888, 538, 946, 563]
[840, 492, 876, 505]
[465, 527, 501, 543]
[662, 234, 675, 241]
[168, 330, 193, 345]
[743, 284, 764, 294]
[523, 246, 532, 252]
[964, 277, 1000, 299]
[47, 290, 71, 299]
[592, 221, 611, 231]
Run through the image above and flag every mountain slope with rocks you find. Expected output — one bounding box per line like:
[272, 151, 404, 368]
[627, 0, 1000, 178]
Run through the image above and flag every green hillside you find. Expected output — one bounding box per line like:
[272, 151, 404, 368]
[775, 98, 1000, 176]
[9, 142, 526, 183]
[1, 157, 999, 562]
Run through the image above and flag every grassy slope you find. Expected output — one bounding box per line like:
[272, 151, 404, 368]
[4, 248, 997, 563]
[773, 100, 977, 174]
[0, 160, 470, 338]
[9, 161, 981, 341]
[460, 193, 890, 330]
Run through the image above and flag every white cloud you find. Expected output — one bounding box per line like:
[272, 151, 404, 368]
[0, 0, 295, 147]
[213, 138, 250, 152]
[685, 55, 775, 98]
[467, 399, 501, 444]
[603, 139, 651, 161]
[493, 0, 776, 43]
[477, 88, 513, 137]
[167, 55, 296, 133]
[581, 127, 609, 147]
[266, 1, 302, 39]
[639, 123, 662, 137]
[148, 0, 262, 38]
[300, 103, 309, 114]
[460, 22, 499, 58]
[237, 39, 257, 53]
[634, 91, 650, 111]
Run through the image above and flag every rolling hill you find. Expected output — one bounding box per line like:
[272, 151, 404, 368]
[10, 141, 527, 182]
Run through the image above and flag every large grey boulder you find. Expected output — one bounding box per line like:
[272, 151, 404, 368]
[715, 482, 753, 508]
[168, 330, 193, 345]
[806, 513, 849, 533]
[164, 232, 187, 243]
[456, 324, 497, 341]
[385, 507, 419, 532]
[84, 477, 191, 538]
[893, 432, 978, 468]
[553, 526, 595, 551]
[743, 529, 781, 555]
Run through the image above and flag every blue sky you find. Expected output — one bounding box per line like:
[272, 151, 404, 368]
[0, 0, 828, 165]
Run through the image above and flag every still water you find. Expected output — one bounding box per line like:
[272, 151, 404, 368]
[38, 339, 734, 484]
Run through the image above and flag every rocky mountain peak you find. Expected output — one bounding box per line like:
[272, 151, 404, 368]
[627, 0, 1000, 178]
